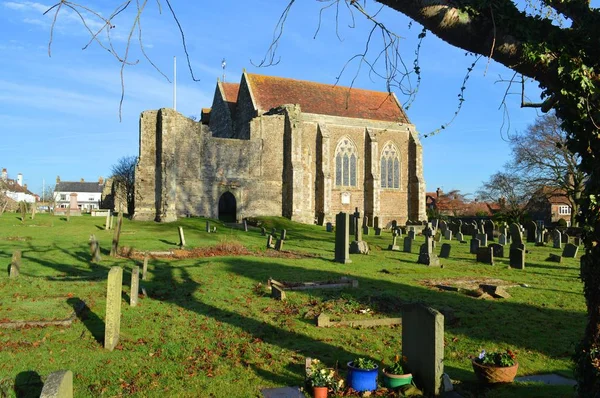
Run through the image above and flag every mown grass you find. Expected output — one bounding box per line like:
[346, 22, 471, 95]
[0, 214, 584, 397]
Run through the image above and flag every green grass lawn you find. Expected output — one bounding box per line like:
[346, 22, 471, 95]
[0, 214, 584, 397]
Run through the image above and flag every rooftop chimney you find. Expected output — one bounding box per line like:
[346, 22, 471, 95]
[56, 175, 60, 184]
[17, 173, 23, 186]
[99, 176, 104, 185]
[436, 187, 441, 198]
[1, 168, 6, 182]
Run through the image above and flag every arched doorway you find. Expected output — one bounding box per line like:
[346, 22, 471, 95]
[218, 192, 237, 222]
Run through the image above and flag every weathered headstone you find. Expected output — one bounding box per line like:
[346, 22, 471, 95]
[476, 233, 488, 247]
[439, 243, 451, 259]
[349, 215, 356, 237]
[444, 230, 452, 241]
[408, 230, 416, 240]
[403, 236, 412, 253]
[271, 227, 277, 237]
[373, 216, 380, 230]
[456, 232, 464, 242]
[484, 220, 495, 241]
[562, 243, 578, 258]
[130, 266, 139, 307]
[39, 369, 73, 398]
[9, 250, 21, 278]
[374, 227, 381, 236]
[266, 235, 274, 249]
[89, 234, 101, 263]
[498, 233, 507, 246]
[509, 248, 525, 269]
[509, 223, 523, 248]
[275, 239, 284, 251]
[562, 232, 570, 244]
[243, 219, 248, 232]
[260, 226, 266, 236]
[525, 221, 537, 243]
[105, 210, 111, 231]
[418, 237, 441, 267]
[178, 226, 186, 248]
[326, 222, 333, 232]
[355, 216, 363, 242]
[388, 235, 400, 251]
[280, 229, 287, 241]
[553, 229, 562, 249]
[402, 304, 444, 396]
[476, 247, 494, 265]
[206, 221, 211, 233]
[271, 284, 286, 301]
[548, 253, 562, 263]
[363, 225, 370, 236]
[334, 212, 351, 264]
[109, 212, 123, 257]
[142, 255, 149, 281]
[470, 238, 480, 255]
[489, 243, 504, 258]
[105, 267, 123, 351]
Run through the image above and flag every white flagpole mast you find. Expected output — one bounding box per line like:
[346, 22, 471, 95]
[173, 56, 177, 111]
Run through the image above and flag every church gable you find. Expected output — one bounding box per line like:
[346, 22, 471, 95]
[245, 73, 409, 123]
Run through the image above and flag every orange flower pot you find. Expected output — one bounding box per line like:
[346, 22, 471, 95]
[313, 386, 328, 398]
[472, 359, 519, 383]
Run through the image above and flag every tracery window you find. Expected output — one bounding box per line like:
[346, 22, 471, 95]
[335, 138, 358, 187]
[380, 143, 400, 189]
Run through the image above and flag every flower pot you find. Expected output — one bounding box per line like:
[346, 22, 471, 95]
[382, 369, 413, 389]
[346, 361, 378, 392]
[471, 359, 519, 383]
[312, 386, 328, 398]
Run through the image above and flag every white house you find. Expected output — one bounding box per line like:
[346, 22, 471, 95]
[1, 168, 37, 203]
[54, 176, 105, 211]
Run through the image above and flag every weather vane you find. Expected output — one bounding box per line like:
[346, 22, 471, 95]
[221, 58, 226, 82]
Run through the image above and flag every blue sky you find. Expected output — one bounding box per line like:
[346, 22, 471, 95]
[0, 1, 543, 198]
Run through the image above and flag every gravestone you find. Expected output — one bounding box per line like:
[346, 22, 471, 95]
[476, 233, 488, 247]
[334, 212, 351, 264]
[408, 230, 416, 240]
[489, 243, 504, 258]
[281, 229, 287, 241]
[456, 232, 464, 242]
[271, 285, 286, 301]
[206, 221, 211, 233]
[266, 235, 274, 249]
[418, 237, 441, 267]
[444, 230, 452, 241]
[498, 234, 507, 246]
[326, 223, 333, 232]
[271, 228, 277, 238]
[89, 235, 101, 263]
[438, 220, 447, 234]
[349, 215, 356, 237]
[275, 239, 284, 251]
[109, 212, 123, 257]
[261, 226, 266, 236]
[509, 223, 524, 249]
[562, 233, 570, 244]
[402, 304, 444, 396]
[439, 243, 451, 259]
[388, 235, 400, 251]
[373, 216, 380, 230]
[374, 227, 381, 236]
[142, 255, 149, 281]
[9, 250, 21, 278]
[509, 248, 525, 269]
[130, 266, 140, 307]
[574, 236, 581, 246]
[526, 221, 537, 243]
[40, 369, 73, 398]
[476, 247, 494, 265]
[548, 253, 562, 263]
[105, 267, 123, 351]
[355, 216, 363, 242]
[485, 220, 495, 241]
[553, 230, 562, 249]
[178, 226, 186, 248]
[105, 210, 111, 231]
[470, 238, 480, 254]
[403, 236, 412, 253]
[562, 243, 578, 258]
[391, 220, 398, 230]
[363, 225, 370, 236]
[243, 219, 248, 232]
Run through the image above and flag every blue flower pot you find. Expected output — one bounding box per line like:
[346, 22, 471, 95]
[347, 361, 378, 392]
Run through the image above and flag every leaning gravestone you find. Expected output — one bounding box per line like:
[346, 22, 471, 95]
[89, 235, 101, 263]
[275, 239, 284, 251]
[553, 229, 562, 249]
[9, 250, 21, 278]
[266, 235, 274, 249]
[509, 248, 525, 269]
[40, 369, 73, 398]
[439, 243, 451, 259]
[562, 243, 578, 258]
[402, 304, 444, 396]
[334, 212, 351, 264]
[105, 267, 123, 351]
[408, 230, 416, 240]
[130, 266, 140, 307]
[142, 255, 149, 281]
[178, 226, 186, 248]
[109, 212, 123, 257]
[388, 234, 400, 251]
[489, 243, 504, 258]
[281, 229, 287, 241]
[509, 223, 524, 249]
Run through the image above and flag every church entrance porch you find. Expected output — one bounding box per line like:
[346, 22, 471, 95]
[218, 192, 237, 222]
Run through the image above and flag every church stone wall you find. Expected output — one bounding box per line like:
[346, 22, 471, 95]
[209, 85, 233, 138]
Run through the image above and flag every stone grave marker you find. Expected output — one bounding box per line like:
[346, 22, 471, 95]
[281, 229, 287, 241]
[89, 234, 102, 263]
[109, 212, 123, 257]
[243, 219, 248, 232]
[403, 236, 412, 253]
[349, 215, 356, 237]
[275, 239, 284, 251]
[498, 234, 507, 245]
[526, 221, 537, 243]
[142, 255, 149, 281]
[266, 235, 274, 249]
[444, 230, 452, 241]
[476, 233, 488, 247]
[206, 221, 211, 233]
[408, 230, 416, 240]
[374, 227, 381, 236]
[509, 248, 525, 269]
[105, 210, 111, 231]
[391, 220, 398, 230]
[574, 236, 581, 246]
[261, 226, 266, 236]
[489, 243, 504, 258]
[130, 266, 140, 307]
[562, 232, 570, 244]
[271, 227, 277, 237]
[470, 238, 480, 254]
[439, 243, 451, 259]
[485, 220, 495, 241]
[476, 247, 494, 265]
[548, 253, 562, 263]
[178, 226, 186, 248]
[363, 225, 370, 236]
[354, 216, 363, 242]
[456, 232, 464, 242]
[402, 304, 444, 396]
[9, 250, 21, 278]
[418, 236, 441, 267]
[105, 266, 123, 351]
[326, 222, 333, 232]
[509, 223, 523, 248]
[40, 369, 73, 398]
[388, 234, 400, 251]
[271, 284, 286, 301]
[334, 212, 351, 264]
[562, 243, 578, 258]
[553, 230, 562, 249]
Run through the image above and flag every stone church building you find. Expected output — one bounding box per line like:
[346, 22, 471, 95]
[133, 72, 426, 225]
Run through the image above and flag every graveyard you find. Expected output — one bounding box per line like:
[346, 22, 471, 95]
[0, 213, 585, 397]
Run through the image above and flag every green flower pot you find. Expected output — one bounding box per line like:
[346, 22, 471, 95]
[382, 369, 413, 389]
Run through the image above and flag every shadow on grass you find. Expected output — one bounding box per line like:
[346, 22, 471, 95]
[13, 370, 43, 398]
[67, 298, 104, 346]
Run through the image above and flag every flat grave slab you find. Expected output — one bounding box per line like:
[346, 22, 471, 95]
[515, 374, 576, 386]
[316, 312, 401, 328]
[267, 277, 358, 291]
[261, 387, 304, 398]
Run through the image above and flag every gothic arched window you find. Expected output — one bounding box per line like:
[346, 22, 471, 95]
[380, 143, 400, 189]
[335, 138, 358, 187]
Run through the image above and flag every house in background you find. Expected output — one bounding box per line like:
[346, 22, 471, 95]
[1, 168, 38, 204]
[54, 176, 105, 211]
[525, 187, 572, 226]
[426, 187, 500, 217]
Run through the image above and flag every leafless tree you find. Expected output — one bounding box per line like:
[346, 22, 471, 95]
[477, 171, 530, 223]
[110, 155, 137, 216]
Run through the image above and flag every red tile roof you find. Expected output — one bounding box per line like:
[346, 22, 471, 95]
[221, 83, 240, 114]
[245, 73, 409, 123]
